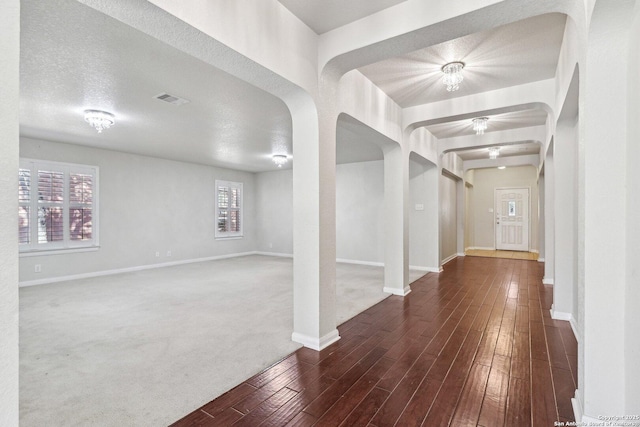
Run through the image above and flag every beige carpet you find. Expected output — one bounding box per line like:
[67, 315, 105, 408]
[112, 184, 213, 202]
[19, 255, 424, 427]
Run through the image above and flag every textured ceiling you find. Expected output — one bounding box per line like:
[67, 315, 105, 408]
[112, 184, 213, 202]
[20, 0, 567, 172]
[358, 13, 567, 107]
[278, 0, 407, 34]
[20, 0, 293, 173]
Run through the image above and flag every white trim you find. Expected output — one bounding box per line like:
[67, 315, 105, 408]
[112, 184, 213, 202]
[550, 306, 572, 321]
[457, 252, 466, 257]
[255, 251, 293, 258]
[20, 246, 99, 257]
[409, 265, 442, 273]
[530, 249, 539, 253]
[336, 258, 384, 267]
[571, 389, 583, 423]
[383, 286, 411, 296]
[537, 257, 545, 262]
[466, 246, 496, 251]
[19, 251, 257, 287]
[292, 329, 340, 351]
[572, 393, 607, 426]
[441, 253, 458, 265]
[550, 307, 581, 343]
[542, 277, 554, 285]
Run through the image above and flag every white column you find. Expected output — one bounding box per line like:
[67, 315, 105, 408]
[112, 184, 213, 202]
[543, 146, 555, 285]
[456, 179, 465, 256]
[552, 121, 578, 321]
[383, 146, 410, 295]
[538, 173, 545, 262]
[291, 92, 340, 351]
[578, 0, 633, 419]
[0, 1, 20, 426]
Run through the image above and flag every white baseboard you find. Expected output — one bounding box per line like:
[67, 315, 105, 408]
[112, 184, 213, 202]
[255, 251, 293, 258]
[457, 252, 466, 257]
[550, 307, 581, 343]
[571, 389, 583, 423]
[409, 265, 442, 273]
[441, 253, 459, 265]
[336, 258, 384, 267]
[466, 246, 495, 251]
[542, 277, 554, 285]
[550, 305, 572, 321]
[572, 392, 606, 425]
[531, 249, 539, 254]
[19, 251, 258, 287]
[537, 257, 545, 262]
[292, 329, 340, 351]
[383, 285, 411, 296]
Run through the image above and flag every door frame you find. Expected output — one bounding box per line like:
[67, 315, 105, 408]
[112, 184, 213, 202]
[493, 186, 531, 252]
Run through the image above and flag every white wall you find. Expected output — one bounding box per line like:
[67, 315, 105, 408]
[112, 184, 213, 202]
[554, 119, 579, 321]
[409, 157, 438, 269]
[626, 2, 640, 414]
[336, 161, 384, 263]
[0, 1, 19, 424]
[255, 169, 293, 255]
[468, 166, 539, 251]
[255, 161, 386, 264]
[440, 173, 458, 262]
[19, 138, 257, 283]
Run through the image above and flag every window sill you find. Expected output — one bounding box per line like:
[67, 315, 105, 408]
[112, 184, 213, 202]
[214, 236, 244, 240]
[19, 246, 100, 257]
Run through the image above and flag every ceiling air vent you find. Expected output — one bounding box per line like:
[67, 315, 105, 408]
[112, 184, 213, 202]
[153, 93, 190, 106]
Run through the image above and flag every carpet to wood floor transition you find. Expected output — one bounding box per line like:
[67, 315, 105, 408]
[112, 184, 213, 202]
[171, 256, 578, 427]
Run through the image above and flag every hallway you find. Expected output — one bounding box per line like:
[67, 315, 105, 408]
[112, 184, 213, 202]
[172, 257, 577, 426]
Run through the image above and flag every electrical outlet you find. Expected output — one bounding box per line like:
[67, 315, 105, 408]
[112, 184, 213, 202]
[166, 251, 171, 257]
[34, 264, 41, 273]
[155, 251, 160, 257]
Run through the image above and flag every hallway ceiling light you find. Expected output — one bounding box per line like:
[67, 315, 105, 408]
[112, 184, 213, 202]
[84, 110, 115, 133]
[498, 166, 506, 169]
[489, 147, 501, 160]
[472, 117, 489, 135]
[441, 62, 464, 92]
[272, 154, 288, 168]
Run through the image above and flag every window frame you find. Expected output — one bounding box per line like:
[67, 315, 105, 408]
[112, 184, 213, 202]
[215, 180, 243, 239]
[19, 158, 99, 255]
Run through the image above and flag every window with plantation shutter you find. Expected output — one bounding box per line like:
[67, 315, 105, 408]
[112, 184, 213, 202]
[215, 180, 243, 238]
[19, 159, 99, 253]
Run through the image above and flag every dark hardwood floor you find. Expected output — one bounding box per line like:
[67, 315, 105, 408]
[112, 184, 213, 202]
[171, 256, 578, 426]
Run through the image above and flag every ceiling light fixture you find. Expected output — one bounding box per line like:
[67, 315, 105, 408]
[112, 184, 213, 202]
[84, 110, 115, 133]
[472, 117, 489, 135]
[498, 166, 506, 170]
[441, 62, 465, 92]
[489, 147, 501, 160]
[272, 154, 288, 168]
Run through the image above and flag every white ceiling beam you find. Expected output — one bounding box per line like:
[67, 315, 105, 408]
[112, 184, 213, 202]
[438, 126, 547, 154]
[463, 154, 540, 171]
[403, 80, 556, 131]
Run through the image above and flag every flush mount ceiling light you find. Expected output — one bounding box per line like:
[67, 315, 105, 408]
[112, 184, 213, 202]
[472, 117, 489, 135]
[489, 147, 501, 160]
[272, 154, 288, 168]
[498, 166, 506, 170]
[84, 110, 115, 133]
[441, 62, 465, 92]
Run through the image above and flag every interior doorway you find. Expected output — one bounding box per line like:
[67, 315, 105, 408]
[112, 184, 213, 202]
[495, 187, 530, 251]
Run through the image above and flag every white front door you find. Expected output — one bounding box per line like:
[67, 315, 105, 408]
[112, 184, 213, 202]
[495, 188, 529, 251]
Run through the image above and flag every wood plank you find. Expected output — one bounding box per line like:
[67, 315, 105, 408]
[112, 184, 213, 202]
[171, 257, 570, 427]
[477, 355, 511, 427]
[531, 358, 558, 426]
[232, 387, 298, 427]
[450, 364, 491, 426]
